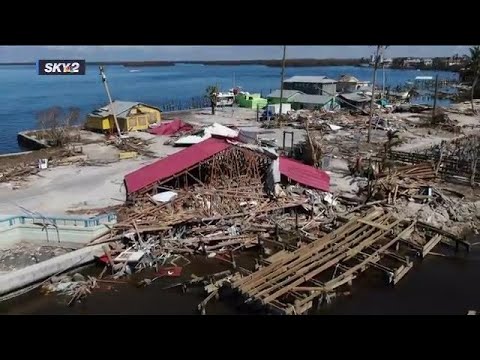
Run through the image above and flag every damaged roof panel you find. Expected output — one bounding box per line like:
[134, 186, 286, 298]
[279, 156, 330, 192]
[124, 137, 231, 195]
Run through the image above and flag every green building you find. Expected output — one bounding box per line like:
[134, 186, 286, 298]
[235, 93, 268, 109]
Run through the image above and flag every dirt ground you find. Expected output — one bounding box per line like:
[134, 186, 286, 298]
[1, 106, 479, 222]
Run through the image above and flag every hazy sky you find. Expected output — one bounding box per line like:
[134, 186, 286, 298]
[0, 46, 470, 62]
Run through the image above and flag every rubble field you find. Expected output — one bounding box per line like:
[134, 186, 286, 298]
[2, 104, 480, 314]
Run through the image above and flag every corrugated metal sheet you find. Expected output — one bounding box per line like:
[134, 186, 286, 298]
[279, 156, 330, 192]
[89, 101, 161, 119]
[292, 94, 334, 105]
[89, 101, 140, 118]
[124, 137, 231, 195]
[148, 119, 192, 136]
[338, 92, 371, 103]
[284, 75, 337, 84]
[266, 89, 302, 99]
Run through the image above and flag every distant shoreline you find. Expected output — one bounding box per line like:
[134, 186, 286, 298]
[0, 59, 361, 67]
[0, 58, 459, 71]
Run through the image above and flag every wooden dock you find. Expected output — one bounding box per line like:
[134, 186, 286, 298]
[225, 208, 424, 315]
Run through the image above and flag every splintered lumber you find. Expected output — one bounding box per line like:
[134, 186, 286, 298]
[230, 210, 382, 289]
[203, 237, 257, 251]
[378, 163, 436, 180]
[292, 222, 415, 314]
[228, 209, 411, 314]
[264, 250, 291, 264]
[183, 234, 252, 245]
[325, 221, 416, 291]
[231, 212, 373, 292]
[258, 213, 394, 298]
[357, 218, 390, 230]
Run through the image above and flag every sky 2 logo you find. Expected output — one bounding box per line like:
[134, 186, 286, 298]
[37, 60, 86, 75]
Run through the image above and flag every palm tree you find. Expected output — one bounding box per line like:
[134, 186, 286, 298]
[467, 46, 480, 114]
[205, 85, 219, 115]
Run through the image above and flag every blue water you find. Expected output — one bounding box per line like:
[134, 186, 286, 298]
[0, 64, 458, 154]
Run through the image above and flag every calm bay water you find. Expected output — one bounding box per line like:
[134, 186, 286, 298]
[0, 64, 458, 154]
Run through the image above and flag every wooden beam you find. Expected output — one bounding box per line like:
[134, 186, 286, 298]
[357, 218, 391, 230]
[422, 234, 443, 258]
[292, 287, 325, 292]
[417, 221, 470, 252]
[231, 210, 382, 289]
[293, 274, 358, 312]
[234, 213, 372, 291]
[245, 218, 385, 296]
[324, 222, 415, 292]
[260, 218, 401, 304]
[392, 261, 413, 285]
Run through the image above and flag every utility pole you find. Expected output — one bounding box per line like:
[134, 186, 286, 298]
[367, 46, 381, 143]
[381, 47, 386, 98]
[279, 45, 287, 124]
[99, 66, 122, 139]
[432, 74, 439, 118]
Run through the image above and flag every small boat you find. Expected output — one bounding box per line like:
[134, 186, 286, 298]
[215, 91, 235, 107]
[129, 69, 140, 73]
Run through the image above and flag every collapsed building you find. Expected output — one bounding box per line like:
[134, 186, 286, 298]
[123, 136, 331, 202]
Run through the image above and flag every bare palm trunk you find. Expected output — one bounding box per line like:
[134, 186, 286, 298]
[211, 102, 216, 115]
[471, 74, 479, 114]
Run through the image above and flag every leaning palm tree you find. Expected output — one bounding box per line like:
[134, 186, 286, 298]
[467, 46, 480, 114]
[205, 85, 219, 115]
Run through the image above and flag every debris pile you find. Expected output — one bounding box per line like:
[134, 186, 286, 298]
[225, 208, 418, 315]
[95, 181, 322, 273]
[0, 164, 40, 183]
[371, 162, 437, 203]
[17, 106, 479, 314]
[0, 148, 83, 184]
[430, 112, 460, 132]
[107, 137, 156, 158]
[162, 127, 201, 145]
[42, 273, 99, 306]
[148, 119, 194, 136]
[0, 244, 70, 273]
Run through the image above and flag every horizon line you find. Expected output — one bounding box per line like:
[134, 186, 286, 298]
[0, 55, 456, 65]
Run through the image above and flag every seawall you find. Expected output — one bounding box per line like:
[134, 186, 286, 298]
[16, 131, 48, 151]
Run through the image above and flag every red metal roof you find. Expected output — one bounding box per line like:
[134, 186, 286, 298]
[279, 156, 330, 192]
[124, 137, 231, 194]
[148, 119, 193, 136]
